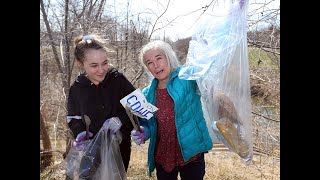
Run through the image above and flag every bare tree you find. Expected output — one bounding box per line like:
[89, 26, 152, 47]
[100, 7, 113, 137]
[40, 1, 279, 178]
[40, 0, 148, 160]
[40, 111, 53, 172]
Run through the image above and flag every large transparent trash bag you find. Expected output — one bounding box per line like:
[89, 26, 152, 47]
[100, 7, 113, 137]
[65, 123, 127, 180]
[179, 0, 253, 163]
[179, 0, 247, 80]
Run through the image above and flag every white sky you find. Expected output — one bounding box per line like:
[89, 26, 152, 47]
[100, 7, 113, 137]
[106, 0, 280, 41]
[128, 0, 215, 40]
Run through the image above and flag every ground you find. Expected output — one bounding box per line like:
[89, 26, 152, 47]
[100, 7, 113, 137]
[40, 141, 279, 180]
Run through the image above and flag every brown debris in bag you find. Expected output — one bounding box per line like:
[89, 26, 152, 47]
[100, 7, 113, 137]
[216, 92, 240, 124]
[215, 92, 250, 159]
[216, 118, 249, 158]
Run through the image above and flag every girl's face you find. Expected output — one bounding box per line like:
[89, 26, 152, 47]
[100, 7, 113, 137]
[144, 49, 170, 86]
[80, 49, 109, 85]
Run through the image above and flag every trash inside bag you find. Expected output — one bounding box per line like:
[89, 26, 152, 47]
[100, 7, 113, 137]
[179, 0, 253, 163]
[65, 123, 127, 180]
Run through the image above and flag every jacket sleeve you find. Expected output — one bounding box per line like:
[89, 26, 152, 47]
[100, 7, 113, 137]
[118, 73, 136, 100]
[67, 86, 86, 139]
[117, 73, 136, 135]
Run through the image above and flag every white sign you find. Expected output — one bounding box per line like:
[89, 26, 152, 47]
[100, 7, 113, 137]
[120, 89, 158, 120]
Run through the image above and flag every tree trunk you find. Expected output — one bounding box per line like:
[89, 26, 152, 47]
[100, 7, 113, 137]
[40, 111, 53, 172]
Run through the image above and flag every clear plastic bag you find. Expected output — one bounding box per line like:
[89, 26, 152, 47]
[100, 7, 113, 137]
[65, 123, 127, 180]
[179, 0, 253, 163]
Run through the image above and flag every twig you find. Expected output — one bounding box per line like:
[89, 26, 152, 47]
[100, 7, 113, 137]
[148, 0, 171, 40]
[252, 111, 279, 122]
[40, 150, 65, 155]
[251, 161, 268, 180]
[131, 68, 144, 84]
[250, 73, 267, 82]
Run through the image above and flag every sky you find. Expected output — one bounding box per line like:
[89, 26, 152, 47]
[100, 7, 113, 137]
[106, 0, 280, 41]
[130, 0, 214, 40]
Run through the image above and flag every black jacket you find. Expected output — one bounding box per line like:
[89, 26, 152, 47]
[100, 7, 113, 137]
[67, 67, 135, 141]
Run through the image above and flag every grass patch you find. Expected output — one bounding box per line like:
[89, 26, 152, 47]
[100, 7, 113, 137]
[248, 47, 279, 69]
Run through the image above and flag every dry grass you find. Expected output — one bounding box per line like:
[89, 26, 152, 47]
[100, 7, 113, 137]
[204, 151, 279, 180]
[41, 140, 279, 180]
[126, 143, 156, 180]
[128, 142, 279, 180]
